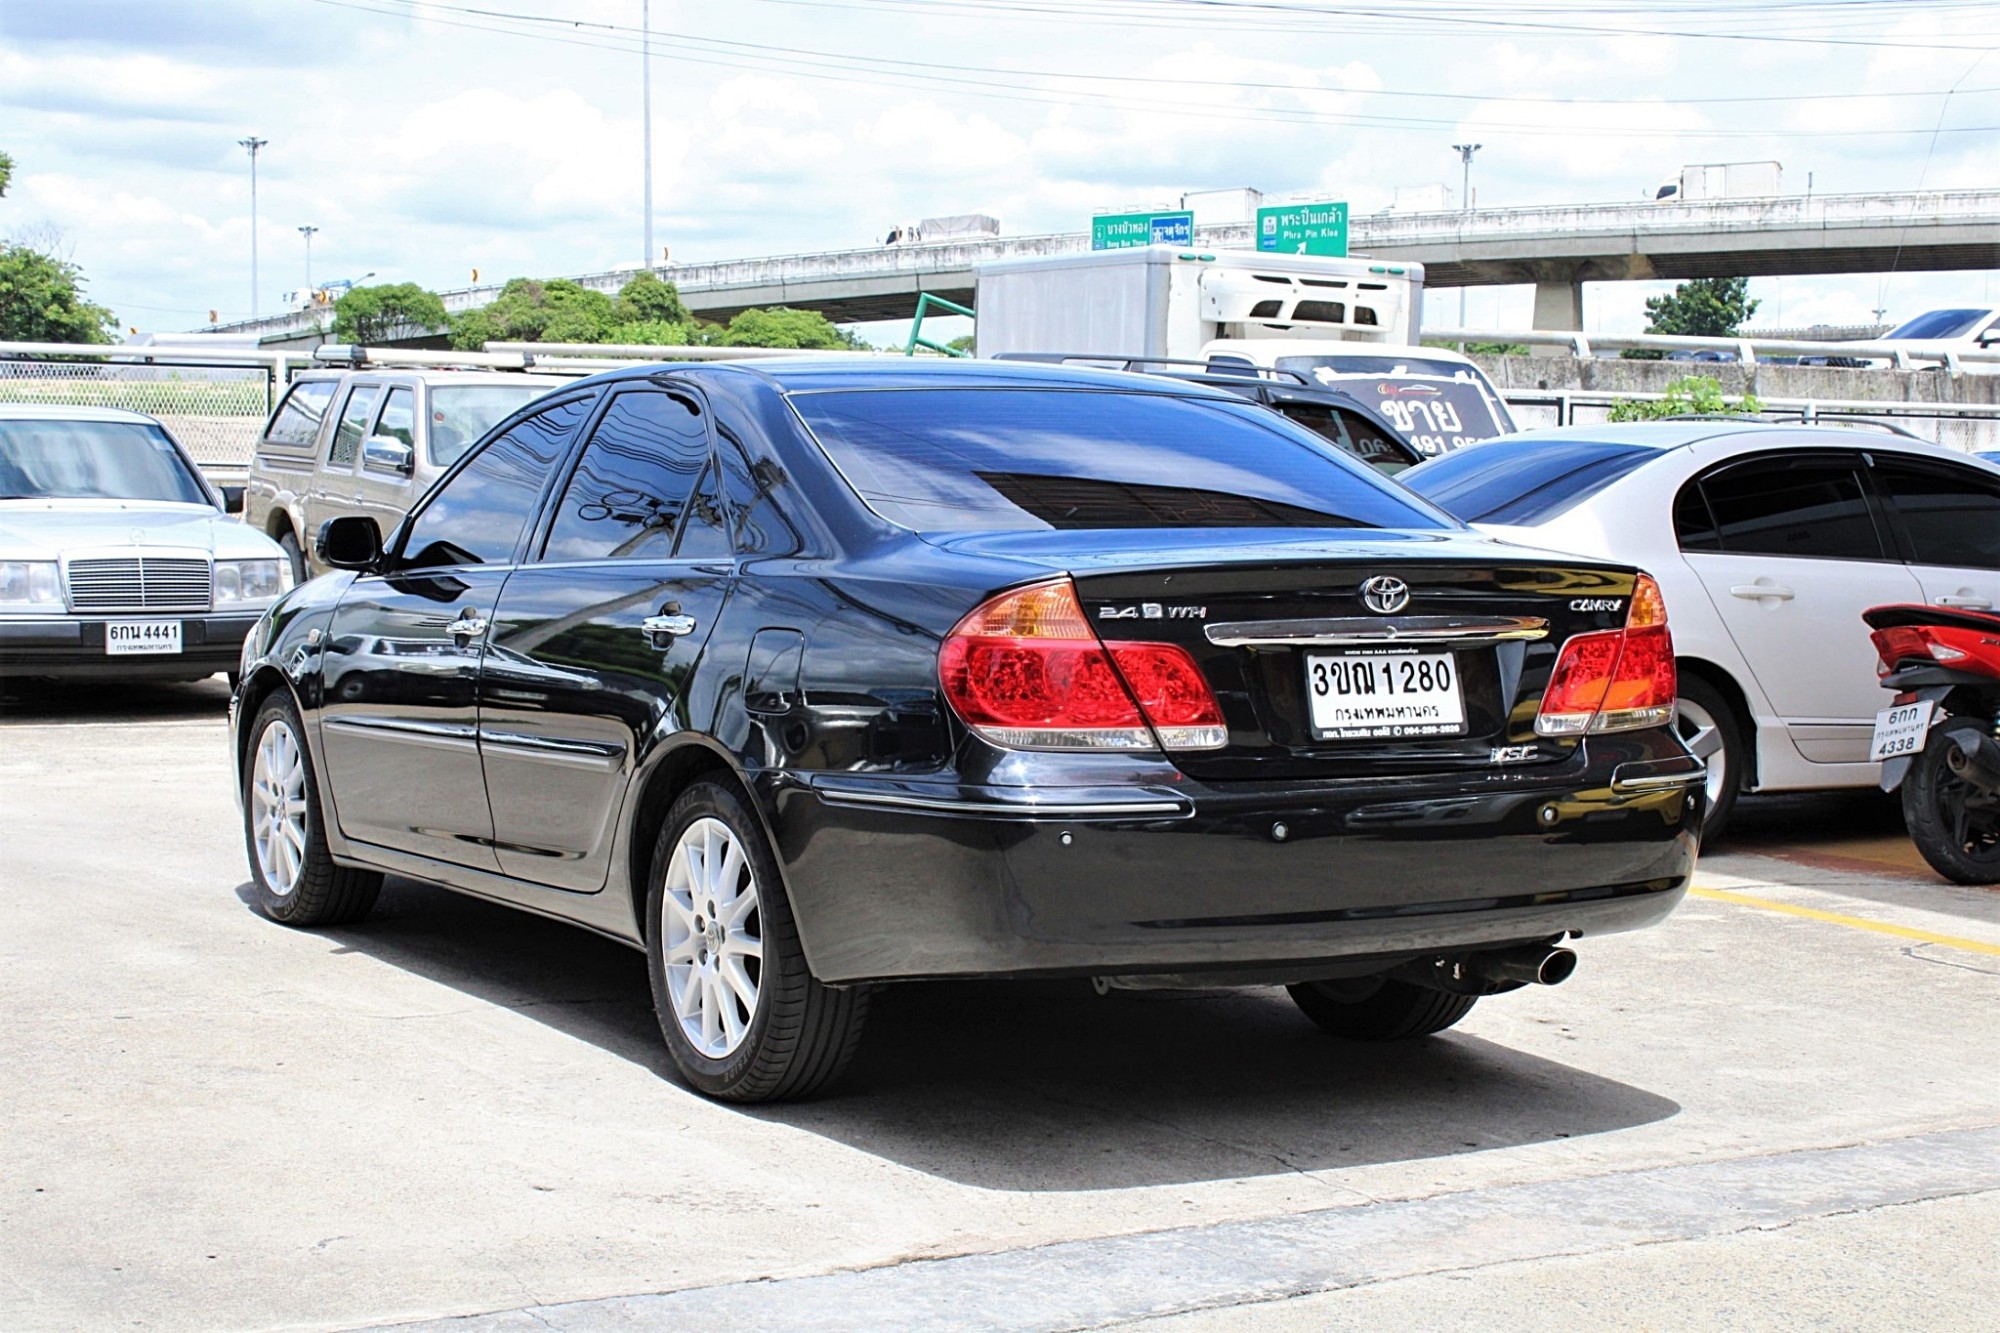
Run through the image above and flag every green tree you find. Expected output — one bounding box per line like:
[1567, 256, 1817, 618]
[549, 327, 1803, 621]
[612, 271, 691, 326]
[0, 150, 13, 198]
[449, 277, 616, 349]
[603, 317, 708, 346]
[1607, 374, 1762, 422]
[718, 307, 866, 349]
[0, 243, 116, 343]
[331, 282, 448, 344]
[1624, 276, 1760, 359]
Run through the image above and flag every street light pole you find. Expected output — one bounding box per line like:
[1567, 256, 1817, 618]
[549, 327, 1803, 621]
[298, 225, 318, 300]
[1451, 143, 1481, 338]
[641, 0, 654, 270]
[239, 136, 269, 319]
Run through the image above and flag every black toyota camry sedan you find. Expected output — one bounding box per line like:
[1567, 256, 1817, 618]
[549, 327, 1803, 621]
[230, 358, 1703, 1102]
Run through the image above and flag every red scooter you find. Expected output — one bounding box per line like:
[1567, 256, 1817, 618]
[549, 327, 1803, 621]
[1865, 603, 2000, 883]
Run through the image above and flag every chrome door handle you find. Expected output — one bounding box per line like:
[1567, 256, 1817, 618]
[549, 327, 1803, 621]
[1938, 595, 1993, 610]
[1729, 584, 1795, 601]
[451, 614, 488, 639]
[642, 613, 698, 641]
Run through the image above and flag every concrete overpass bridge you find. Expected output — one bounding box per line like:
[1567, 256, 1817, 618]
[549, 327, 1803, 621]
[226, 188, 2000, 348]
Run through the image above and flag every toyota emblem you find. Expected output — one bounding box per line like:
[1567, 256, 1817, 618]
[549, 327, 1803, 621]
[1360, 575, 1410, 615]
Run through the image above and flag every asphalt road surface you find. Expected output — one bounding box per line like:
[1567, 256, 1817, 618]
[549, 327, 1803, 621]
[3, 679, 1996, 1331]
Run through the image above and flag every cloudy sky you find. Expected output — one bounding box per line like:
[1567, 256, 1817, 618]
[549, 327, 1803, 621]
[2, 0, 1996, 341]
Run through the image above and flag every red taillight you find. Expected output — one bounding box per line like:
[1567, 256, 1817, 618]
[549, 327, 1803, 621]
[1870, 623, 1972, 675]
[940, 578, 1228, 751]
[1535, 574, 1678, 737]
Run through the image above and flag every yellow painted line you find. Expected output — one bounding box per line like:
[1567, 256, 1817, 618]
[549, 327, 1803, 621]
[1690, 884, 2000, 958]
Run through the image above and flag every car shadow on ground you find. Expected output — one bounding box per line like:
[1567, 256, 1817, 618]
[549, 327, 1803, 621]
[0, 675, 230, 724]
[271, 875, 1682, 1192]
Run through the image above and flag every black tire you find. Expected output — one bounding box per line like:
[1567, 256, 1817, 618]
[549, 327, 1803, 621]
[277, 530, 307, 585]
[645, 780, 867, 1102]
[241, 693, 381, 925]
[1901, 716, 2000, 885]
[1287, 977, 1477, 1040]
[1675, 674, 1744, 842]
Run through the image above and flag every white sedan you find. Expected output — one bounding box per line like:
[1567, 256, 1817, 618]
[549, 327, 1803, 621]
[1403, 421, 2000, 836]
[1, 403, 293, 688]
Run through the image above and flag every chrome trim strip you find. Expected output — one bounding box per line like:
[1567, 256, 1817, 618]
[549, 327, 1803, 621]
[813, 787, 1190, 818]
[1204, 615, 1549, 648]
[1609, 769, 1707, 795]
[323, 716, 479, 751]
[477, 729, 626, 770]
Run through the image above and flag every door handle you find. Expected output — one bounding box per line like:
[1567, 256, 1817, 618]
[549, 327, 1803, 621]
[642, 613, 698, 643]
[1729, 584, 1795, 601]
[451, 611, 488, 639]
[1938, 595, 1993, 610]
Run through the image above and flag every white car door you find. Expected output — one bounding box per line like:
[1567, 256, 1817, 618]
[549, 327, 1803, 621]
[1678, 449, 1922, 764]
[1870, 454, 2000, 610]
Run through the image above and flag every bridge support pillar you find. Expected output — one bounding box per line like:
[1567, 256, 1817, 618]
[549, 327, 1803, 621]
[1531, 273, 1585, 357]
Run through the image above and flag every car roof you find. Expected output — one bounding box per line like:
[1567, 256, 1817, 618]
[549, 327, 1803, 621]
[0, 402, 166, 425]
[1472, 419, 1966, 456]
[575, 355, 1247, 399]
[290, 368, 555, 386]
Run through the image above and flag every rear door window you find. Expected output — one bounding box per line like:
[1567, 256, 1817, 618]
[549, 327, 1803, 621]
[265, 379, 337, 449]
[1873, 457, 2000, 570]
[1689, 454, 1885, 560]
[542, 389, 715, 562]
[790, 388, 1447, 533]
[327, 385, 381, 471]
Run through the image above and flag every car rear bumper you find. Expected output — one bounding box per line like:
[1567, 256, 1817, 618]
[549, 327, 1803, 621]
[0, 615, 259, 680]
[778, 733, 1704, 984]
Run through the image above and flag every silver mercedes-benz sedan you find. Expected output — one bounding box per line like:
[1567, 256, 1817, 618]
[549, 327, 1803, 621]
[0, 403, 293, 686]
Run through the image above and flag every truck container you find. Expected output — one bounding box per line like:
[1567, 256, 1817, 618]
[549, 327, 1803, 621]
[973, 246, 1424, 361]
[1654, 161, 1782, 203]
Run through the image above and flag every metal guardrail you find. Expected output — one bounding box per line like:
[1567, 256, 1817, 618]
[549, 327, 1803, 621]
[1426, 326, 2000, 371]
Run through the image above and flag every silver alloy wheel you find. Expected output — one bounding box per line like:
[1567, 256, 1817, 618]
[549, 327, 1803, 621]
[1675, 696, 1729, 811]
[250, 717, 310, 897]
[661, 816, 764, 1059]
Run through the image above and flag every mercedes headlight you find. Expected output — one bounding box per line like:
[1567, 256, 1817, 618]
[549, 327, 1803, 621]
[0, 561, 62, 612]
[214, 559, 292, 607]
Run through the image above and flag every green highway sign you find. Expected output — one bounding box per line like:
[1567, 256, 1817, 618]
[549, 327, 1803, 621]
[1256, 201, 1349, 257]
[1091, 210, 1195, 250]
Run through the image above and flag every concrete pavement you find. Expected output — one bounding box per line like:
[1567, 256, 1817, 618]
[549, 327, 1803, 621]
[1, 681, 1995, 1330]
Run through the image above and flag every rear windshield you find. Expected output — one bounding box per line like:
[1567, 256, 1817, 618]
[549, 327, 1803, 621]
[1271, 357, 1515, 451]
[1402, 439, 1657, 525]
[0, 419, 210, 505]
[790, 388, 1450, 534]
[1885, 309, 1990, 341]
[429, 384, 547, 467]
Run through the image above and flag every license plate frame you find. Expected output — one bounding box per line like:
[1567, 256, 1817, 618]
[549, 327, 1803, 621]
[1304, 648, 1467, 740]
[105, 620, 184, 656]
[1869, 698, 1934, 762]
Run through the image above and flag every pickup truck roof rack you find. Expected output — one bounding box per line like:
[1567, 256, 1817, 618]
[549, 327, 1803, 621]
[989, 352, 1315, 387]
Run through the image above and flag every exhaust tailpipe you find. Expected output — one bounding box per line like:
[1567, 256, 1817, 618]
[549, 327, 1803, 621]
[1945, 729, 2000, 796]
[1469, 945, 1577, 989]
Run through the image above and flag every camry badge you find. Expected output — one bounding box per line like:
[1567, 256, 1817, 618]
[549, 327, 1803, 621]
[1360, 575, 1410, 615]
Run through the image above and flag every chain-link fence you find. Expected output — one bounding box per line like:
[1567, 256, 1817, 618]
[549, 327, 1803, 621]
[0, 358, 277, 471]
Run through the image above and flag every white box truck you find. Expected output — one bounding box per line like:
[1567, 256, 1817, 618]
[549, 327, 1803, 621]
[1653, 161, 1782, 203]
[974, 246, 1423, 360]
[971, 246, 1518, 452]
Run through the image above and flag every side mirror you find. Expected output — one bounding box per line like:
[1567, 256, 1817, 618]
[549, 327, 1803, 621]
[317, 515, 384, 571]
[363, 434, 416, 476]
[221, 484, 246, 515]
